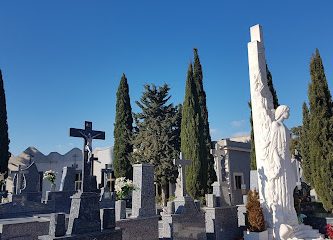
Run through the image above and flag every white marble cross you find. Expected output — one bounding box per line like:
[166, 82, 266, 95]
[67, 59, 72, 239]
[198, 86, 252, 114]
[173, 152, 191, 198]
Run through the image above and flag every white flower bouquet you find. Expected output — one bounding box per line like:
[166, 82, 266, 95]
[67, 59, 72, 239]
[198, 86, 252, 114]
[115, 177, 136, 200]
[43, 170, 57, 185]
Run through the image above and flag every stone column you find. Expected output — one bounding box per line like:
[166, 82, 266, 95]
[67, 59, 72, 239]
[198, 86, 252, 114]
[131, 164, 155, 218]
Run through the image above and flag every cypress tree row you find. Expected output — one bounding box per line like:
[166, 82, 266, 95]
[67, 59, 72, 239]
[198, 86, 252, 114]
[113, 74, 133, 179]
[0, 70, 10, 178]
[249, 64, 279, 170]
[181, 63, 203, 199]
[193, 48, 216, 193]
[306, 49, 333, 211]
[300, 102, 312, 185]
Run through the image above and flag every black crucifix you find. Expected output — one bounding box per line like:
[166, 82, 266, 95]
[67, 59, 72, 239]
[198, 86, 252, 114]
[69, 121, 105, 192]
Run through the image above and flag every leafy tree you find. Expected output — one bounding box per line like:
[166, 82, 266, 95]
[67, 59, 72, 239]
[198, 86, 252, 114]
[249, 64, 279, 170]
[113, 74, 133, 179]
[193, 48, 216, 193]
[0, 70, 10, 178]
[306, 49, 333, 211]
[132, 84, 180, 205]
[181, 63, 203, 199]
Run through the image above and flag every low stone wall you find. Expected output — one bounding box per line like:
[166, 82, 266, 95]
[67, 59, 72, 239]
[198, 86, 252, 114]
[0, 217, 49, 240]
[116, 216, 159, 240]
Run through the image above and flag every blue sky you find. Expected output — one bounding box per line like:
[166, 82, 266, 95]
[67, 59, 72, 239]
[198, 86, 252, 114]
[0, 1, 332, 155]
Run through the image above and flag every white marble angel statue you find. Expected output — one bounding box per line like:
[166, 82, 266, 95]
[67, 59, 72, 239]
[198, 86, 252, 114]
[248, 24, 322, 240]
[265, 105, 299, 239]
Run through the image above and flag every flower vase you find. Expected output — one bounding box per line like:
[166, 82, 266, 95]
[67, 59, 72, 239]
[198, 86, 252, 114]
[115, 199, 126, 221]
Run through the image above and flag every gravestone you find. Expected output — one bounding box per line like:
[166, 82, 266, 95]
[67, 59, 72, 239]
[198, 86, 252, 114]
[67, 121, 104, 235]
[99, 165, 115, 209]
[59, 166, 76, 192]
[205, 192, 241, 239]
[116, 163, 160, 240]
[11, 162, 42, 203]
[159, 152, 206, 239]
[172, 152, 197, 215]
[131, 164, 155, 218]
[44, 166, 77, 213]
[49, 213, 66, 237]
[210, 146, 231, 207]
[12, 164, 28, 195]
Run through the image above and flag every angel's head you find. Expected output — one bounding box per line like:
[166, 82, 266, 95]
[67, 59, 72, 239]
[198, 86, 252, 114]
[275, 105, 290, 122]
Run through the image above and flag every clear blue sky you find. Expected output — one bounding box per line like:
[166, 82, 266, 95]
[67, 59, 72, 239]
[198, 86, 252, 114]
[0, 1, 332, 155]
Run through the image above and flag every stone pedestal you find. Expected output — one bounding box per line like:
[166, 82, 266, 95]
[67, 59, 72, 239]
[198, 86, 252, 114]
[115, 200, 126, 221]
[167, 201, 175, 214]
[174, 195, 199, 214]
[212, 181, 231, 207]
[131, 164, 155, 218]
[44, 191, 76, 213]
[49, 213, 66, 237]
[66, 192, 101, 235]
[206, 194, 216, 208]
[117, 216, 159, 240]
[159, 213, 206, 240]
[100, 208, 116, 230]
[237, 204, 247, 227]
[250, 170, 258, 191]
[205, 206, 241, 240]
[243, 230, 268, 240]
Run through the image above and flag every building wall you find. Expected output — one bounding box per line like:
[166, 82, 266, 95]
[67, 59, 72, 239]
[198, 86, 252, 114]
[215, 138, 251, 205]
[93, 146, 113, 187]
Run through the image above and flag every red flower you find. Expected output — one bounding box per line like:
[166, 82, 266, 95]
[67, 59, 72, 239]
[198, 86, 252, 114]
[326, 224, 333, 239]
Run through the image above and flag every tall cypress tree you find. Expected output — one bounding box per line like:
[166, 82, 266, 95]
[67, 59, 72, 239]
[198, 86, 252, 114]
[249, 64, 279, 170]
[300, 102, 312, 185]
[249, 102, 257, 170]
[181, 63, 203, 199]
[113, 74, 133, 179]
[193, 48, 216, 193]
[266, 65, 279, 109]
[307, 49, 333, 211]
[0, 70, 10, 178]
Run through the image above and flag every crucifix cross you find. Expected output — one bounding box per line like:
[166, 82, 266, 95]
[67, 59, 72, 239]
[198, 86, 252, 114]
[69, 121, 105, 192]
[173, 152, 191, 198]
